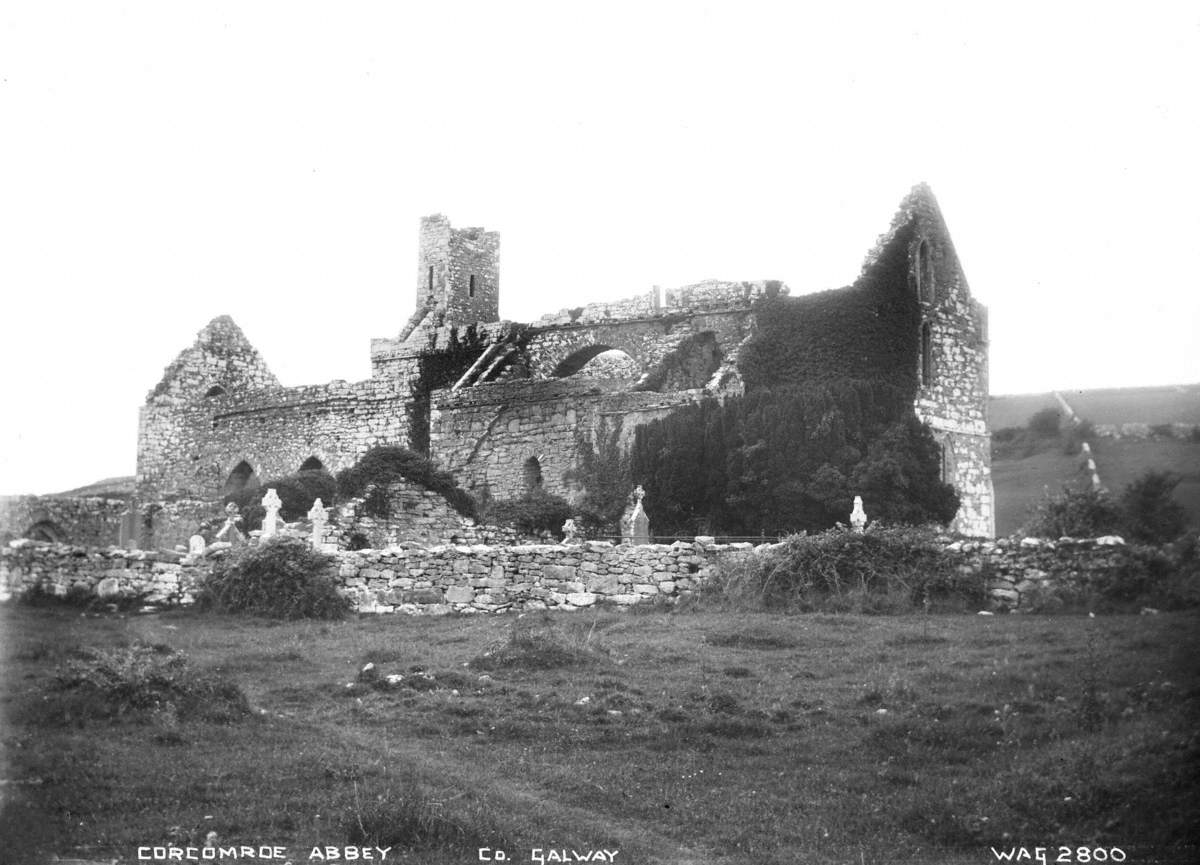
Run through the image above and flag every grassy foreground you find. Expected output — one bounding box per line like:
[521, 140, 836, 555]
[2, 605, 1198, 865]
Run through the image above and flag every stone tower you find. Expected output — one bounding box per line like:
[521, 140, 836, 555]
[417, 214, 500, 325]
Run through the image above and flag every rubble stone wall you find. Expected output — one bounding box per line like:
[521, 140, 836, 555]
[1, 535, 1155, 615]
[430, 379, 700, 500]
[0, 496, 128, 547]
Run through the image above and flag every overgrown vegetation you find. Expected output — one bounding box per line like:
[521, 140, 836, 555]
[481, 489, 572, 538]
[699, 526, 981, 613]
[336, 445, 478, 520]
[1025, 470, 1189, 543]
[196, 536, 349, 619]
[631, 384, 959, 536]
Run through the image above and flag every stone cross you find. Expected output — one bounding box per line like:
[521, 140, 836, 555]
[561, 518, 580, 544]
[308, 498, 329, 549]
[215, 502, 245, 547]
[850, 496, 867, 533]
[261, 488, 282, 538]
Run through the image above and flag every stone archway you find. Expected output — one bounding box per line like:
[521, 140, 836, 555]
[25, 520, 67, 543]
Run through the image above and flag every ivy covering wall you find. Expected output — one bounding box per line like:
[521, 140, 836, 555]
[629, 220, 959, 536]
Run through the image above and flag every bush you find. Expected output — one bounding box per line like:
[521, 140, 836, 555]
[1120, 471, 1187, 544]
[1024, 471, 1187, 543]
[337, 446, 477, 520]
[484, 490, 572, 537]
[700, 525, 980, 613]
[1023, 486, 1124, 539]
[46, 644, 249, 724]
[1028, 407, 1062, 437]
[197, 537, 350, 619]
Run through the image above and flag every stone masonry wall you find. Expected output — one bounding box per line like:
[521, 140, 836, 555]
[878, 185, 993, 538]
[140, 378, 411, 501]
[0, 496, 128, 547]
[430, 377, 700, 500]
[0, 535, 1158, 615]
[335, 480, 526, 549]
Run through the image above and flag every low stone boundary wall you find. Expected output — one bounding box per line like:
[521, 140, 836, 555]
[0, 538, 749, 611]
[946, 535, 1144, 610]
[0, 534, 1161, 614]
[0, 543, 205, 605]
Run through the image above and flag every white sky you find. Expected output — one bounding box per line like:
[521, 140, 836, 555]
[1, 1, 1198, 495]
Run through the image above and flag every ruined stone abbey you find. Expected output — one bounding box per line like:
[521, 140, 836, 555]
[128, 184, 993, 542]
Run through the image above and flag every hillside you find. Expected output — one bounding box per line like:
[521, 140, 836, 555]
[50, 476, 135, 499]
[989, 384, 1200, 536]
[991, 383, 1200, 430]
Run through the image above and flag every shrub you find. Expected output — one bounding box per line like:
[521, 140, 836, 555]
[1027, 407, 1062, 437]
[197, 536, 350, 619]
[1023, 486, 1124, 539]
[700, 525, 979, 613]
[484, 490, 572, 538]
[46, 644, 249, 724]
[1120, 471, 1187, 544]
[337, 446, 477, 520]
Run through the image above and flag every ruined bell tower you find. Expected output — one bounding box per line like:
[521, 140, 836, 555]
[417, 214, 500, 325]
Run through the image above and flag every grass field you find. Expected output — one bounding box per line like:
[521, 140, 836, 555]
[2, 605, 1198, 865]
[991, 438, 1200, 536]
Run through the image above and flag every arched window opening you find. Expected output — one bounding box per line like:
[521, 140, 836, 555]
[25, 520, 66, 543]
[920, 322, 934, 386]
[523, 456, 544, 491]
[299, 456, 324, 472]
[469, 274, 476, 298]
[204, 385, 227, 398]
[916, 239, 935, 303]
[223, 460, 260, 496]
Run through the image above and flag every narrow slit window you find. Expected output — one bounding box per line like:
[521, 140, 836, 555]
[921, 321, 934, 386]
[469, 274, 476, 298]
[428, 265, 434, 293]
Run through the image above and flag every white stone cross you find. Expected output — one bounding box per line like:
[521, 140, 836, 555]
[261, 488, 283, 538]
[308, 498, 329, 548]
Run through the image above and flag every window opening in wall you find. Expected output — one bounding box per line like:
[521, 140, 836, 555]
[204, 385, 226, 398]
[523, 456, 543, 491]
[224, 460, 260, 496]
[299, 456, 324, 472]
[916, 239, 935, 303]
[469, 274, 476, 298]
[428, 265, 434, 293]
[941, 440, 955, 483]
[921, 321, 934, 386]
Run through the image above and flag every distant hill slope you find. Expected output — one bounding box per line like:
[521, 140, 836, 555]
[989, 384, 1200, 536]
[990, 383, 1200, 430]
[51, 476, 136, 498]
